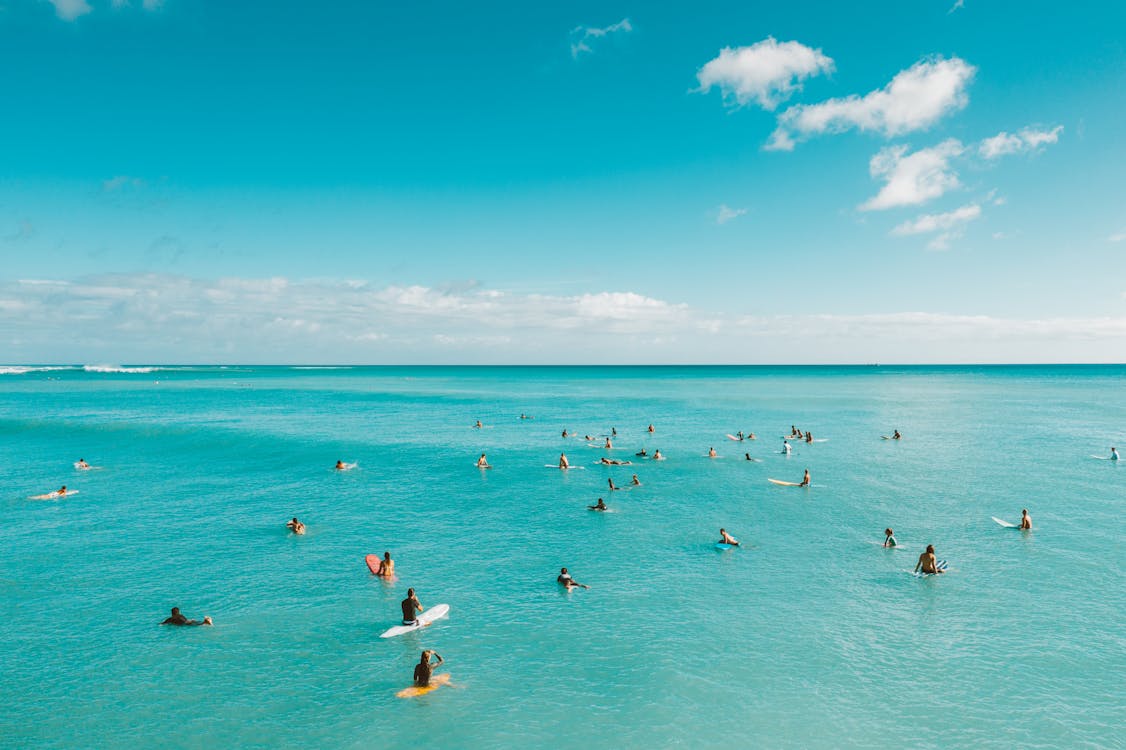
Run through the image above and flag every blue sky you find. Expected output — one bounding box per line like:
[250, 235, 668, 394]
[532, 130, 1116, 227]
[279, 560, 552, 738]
[2, 0, 1125, 363]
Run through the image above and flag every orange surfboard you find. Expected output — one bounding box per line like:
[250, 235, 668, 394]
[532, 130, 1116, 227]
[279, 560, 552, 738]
[396, 673, 451, 698]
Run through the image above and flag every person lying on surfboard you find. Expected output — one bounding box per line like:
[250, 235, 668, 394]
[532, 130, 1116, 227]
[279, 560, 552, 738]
[883, 528, 897, 547]
[557, 567, 589, 589]
[588, 498, 608, 511]
[719, 528, 740, 546]
[1019, 509, 1032, 530]
[599, 457, 631, 465]
[161, 607, 212, 626]
[377, 551, 395, 577]
[800, 470, 810, 487]
[75, 458, 90, 469]
[286, 517, 306, 535]
[401, 588, 424, 625]
[414, 650, 444, 687]
[915, 545, 945, 575]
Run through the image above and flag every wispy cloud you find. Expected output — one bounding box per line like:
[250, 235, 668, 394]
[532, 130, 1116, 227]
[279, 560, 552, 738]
[767, 56, 976, 150]
[103, 175, 146, 191]
[695, 37, 834, 110]
[570, 18, 632, 58]
[979, 125, 1063, 159]
[861, 139, 964, 211]
[948, 0, 965, 13]
[715, 204, 748, 224]
[891, 202, 981, 249]
[1108, 231, 1126, 243]
[44, 0, 91, 21]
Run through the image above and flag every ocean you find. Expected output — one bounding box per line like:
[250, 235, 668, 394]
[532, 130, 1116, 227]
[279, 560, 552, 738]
[2, 365, 1123, 748]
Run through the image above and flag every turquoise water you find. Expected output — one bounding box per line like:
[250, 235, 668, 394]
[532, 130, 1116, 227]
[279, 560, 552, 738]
[2, 365, 1124, 749]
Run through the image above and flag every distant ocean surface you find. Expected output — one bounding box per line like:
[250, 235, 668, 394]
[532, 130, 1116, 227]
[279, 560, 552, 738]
[2, 365, 1123, 749]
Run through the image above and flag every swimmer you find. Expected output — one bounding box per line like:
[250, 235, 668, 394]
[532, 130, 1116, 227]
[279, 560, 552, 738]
[1019, 509, 1032, 530]
[75, 458, 90, 470]
[377, 551, 395, 577]
[782, 440, 792, 455]
[799, 469, 810, 487]
[893, 430, 902, 440]
[635, 449, 648, 457]
[608, 477, 620, 491]
[647, 424, 654, 433]
[1111, 447, 1120, 461]
[557, 567, 589, 589]
[630, 474, 640, 486]
[401, 588, 424, 626]
[708, 447, 717, 458]
[604, 437, 613, 449]
[161, 607, 212, 626]
[588, 498, 608, 511]
[883, 528, 897, 547]
[335, 460, 346, 470]
[719, 528, 740, 546]
[476, 453, 491, 469]
[914, 545, 945, 575]
[473, 420, 483, 429]
[286, 517, 306, 535]
[559, 452, 570, 469]
[414, 649, 444, 687]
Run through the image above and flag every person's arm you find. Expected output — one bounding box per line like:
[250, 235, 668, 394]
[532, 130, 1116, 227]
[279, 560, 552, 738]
[914, 557, 922, 572]
[431, 653, 443, 667]
[415, 598, 424, 613]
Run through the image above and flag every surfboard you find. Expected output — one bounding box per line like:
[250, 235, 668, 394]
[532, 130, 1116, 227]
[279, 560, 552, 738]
[365, 554, 398, 580]
[991, 517, 1019, 528]
[396, 672, 451, 698]
[73, 462, 98, 470]
[544, 464, 585, 469]
[913, 560, 948, 577]
[474, 463, 491, 469]
[767, 478, 802, 487]
[1090, 455, 1117, 460]
[380, 603, 451, 638]
[725, 434, 742, 441]
[31, 490, 78, 499]
[335, 462, 357, 471]
[715, 542, 736, 550]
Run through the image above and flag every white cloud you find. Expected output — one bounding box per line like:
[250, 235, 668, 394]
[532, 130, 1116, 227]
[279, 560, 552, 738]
[767, 56, 976, 150]
[715, 204, 748, 224]
[695, 37, 834, 110]
[891, 202, 981, 249]
[979, 125, 1063, 159]
[45, 0, 92, 21]
[1108, 231, 1126, 243]
[861, 139, 964, 210]
[570, 18, 632, 58]
[948, 0, 965, 13]
[103, 175, 145, 191]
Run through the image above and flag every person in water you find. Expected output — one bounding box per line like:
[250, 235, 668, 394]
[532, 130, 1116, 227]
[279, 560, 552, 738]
[883, 528, 897, 547]
[56, 485, 68, 496]
[607, 477, 619, 491]
[893, 430, 902, 440]
[599, 457, 631, 466]
[286, 517, 306, 535]
[708, 447, 717, 458]
[557, 567, 589, 589]
[161, 607, 212, 626]
[746, 432, 756, 440]
[630, 474, 641, 486]
[75, 458, 90, 469]
[588, 498, 608, 511]
[1111, 447, 1120, 461]
[647, 424, 655, 433]
[915, 545, 945, 575]
[476, 453, 491, 469]
[611, 427, 617, 437]
[782, 440, 792, 455]
[805, 432, 813, 444]
[377, 551, 395, 577]
[473, 420, 482, 429]
[736, 431, 744, 441]
[562, 429, 569, 438]
[653, 449, 663, 460]
[604, 437, 613, 449]
[719, 528, 740, 546]
[414, 649, 444, 687]
[1019, 509, 1032, 530]
[799, 469, 810, 487]
[401, 588, 424, 626]
[335, 460, 346, 470]
[744, 452, 756, 462]
[636, 448, 648, 457]
[559, 452, 570, 469]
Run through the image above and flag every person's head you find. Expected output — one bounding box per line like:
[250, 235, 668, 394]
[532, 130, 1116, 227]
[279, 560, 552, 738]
[560, 567, 568, 574]
[384, 551, 391, 561]
[171, 607, 180, 615]
[926, 544, 935, 554]
[885, 528, 893, 536]
[419, 650, 431, 663]
[720, 528, 726, 534]
[79, 458, 84, 462]
[407, 588, 415, 597]
[60, 485, 66, 491]
[292, 517, 299, 523]
[1022, 509, 1028, 515]
[202, 616, 213, 625]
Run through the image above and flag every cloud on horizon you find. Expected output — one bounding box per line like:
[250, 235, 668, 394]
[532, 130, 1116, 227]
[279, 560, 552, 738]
[696, 37, 834, 110]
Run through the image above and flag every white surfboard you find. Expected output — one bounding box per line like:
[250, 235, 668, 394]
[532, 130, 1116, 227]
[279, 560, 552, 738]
[912, 560, 948, 577]
[1090, 455, 1116, 460]
[544, 464, 585, 470]
[380, 603, 450, 638]
[991, 516, 1019, 528]
[767, 478, 803, 487]
[725, 434, 742, 441]
[31, 490, 79, 500]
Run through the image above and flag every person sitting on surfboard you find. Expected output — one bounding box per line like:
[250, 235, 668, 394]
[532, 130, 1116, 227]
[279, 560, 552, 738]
[719, 528, 740, 546]
[883, 528, 897, 547]
[559, 453, 570, 469]
[557, 567, 589, 589]
[604, 437, 613, 448]
[708, 447, 717, 458]
[161, 607, 212, 626]
[1111, 447, 1120, 461]
[915, 545, 945, 575]
[653, 449, 663, 460]
[799, 470, 810, 487]
[782, 440, 791, 455]
[588, 498, 608, 511]
[630, 474, 640, 486]
[1019, 509, 1032, 530]
[378, 551, 394, 577]
[476, 453, 491, 469]
[401, 588, 424, 625]
[607, 477, 619, 491]
[286, 517, 306, 535]
[414, 650, 444, 687]
[647, 424, 654, 433]
[893, 430, 901, 439]
[805, 432, 813, 443]
[736, 431, 744, 441]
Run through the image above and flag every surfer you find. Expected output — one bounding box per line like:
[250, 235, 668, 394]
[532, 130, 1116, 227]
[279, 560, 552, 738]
[377, 552, 395, 577]
[893, 430, 902, 439]
[612, 427, 617, 437]
[75, 458, 90, 469]
[599, 457, 631, 466]
[914, 545, 945, 575]
[588, 498, 608, 511]
[474, 420, 483, 429]
[161, 607, 212, 626]
[401, 588, 424, 626]
[746, 432, 756, 440]
[708, 447, 717, 458]
[557, 567, 589, 589]
[653, 449, 663, 460]
[604, 437, 613, 449]
[1111, 447, 1120, 461]
[782, 440, 791, 455]
[608, 477, 619, 491]
[1019, 509, 1032, 530]
[476, 453, 491, 469]
[286, 517, 306, 535]
[647, 424, 654, 433]
[335, 460, 346, 470]
[559, 453, 570, 469]
[805, 432, 813, 444]
[562, 429, 569, 438]
[736, 431, 744, 441]
[883, 528, 897, 547]
[719, 528, 740, 546]
[414, 650, 444, 687]
[799, 469, 810, 487]
[56, 485, 68, 496]
[635, 449, 648, 457]
[630, 474, 641, 486]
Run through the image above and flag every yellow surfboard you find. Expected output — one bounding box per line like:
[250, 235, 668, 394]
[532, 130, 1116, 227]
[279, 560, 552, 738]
[396, 673, 451, 698]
